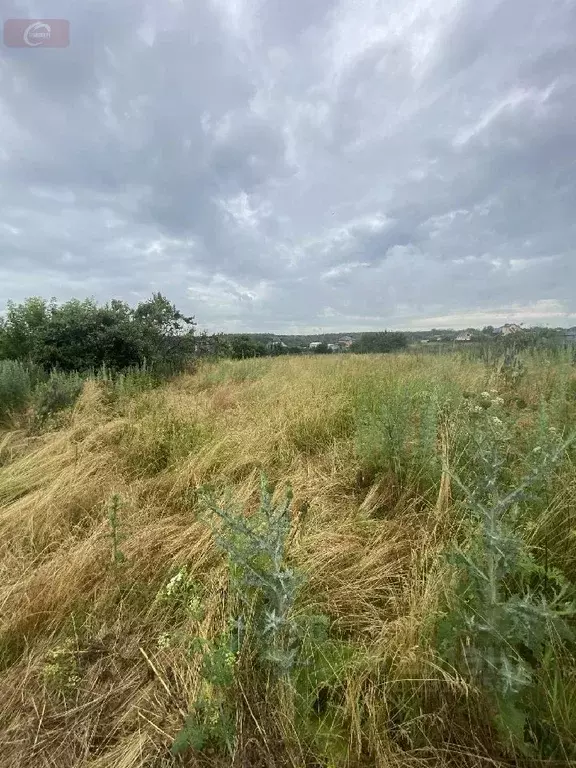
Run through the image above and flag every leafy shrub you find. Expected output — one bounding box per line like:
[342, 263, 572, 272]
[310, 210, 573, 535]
[0, 360, 31, 422]
[226, 334, 267, 359]
[23, 361, 49, 389]
[34, 371, 83, 421]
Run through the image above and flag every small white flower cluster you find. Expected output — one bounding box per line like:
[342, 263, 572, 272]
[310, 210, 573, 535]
[162, 567, 187, 598]
[481, 390, 505, 407]
[42, 641, 80, 689]
[157, 632, 171, 649]
[158, 568, 205, 621]
[491, 416, 503, 426]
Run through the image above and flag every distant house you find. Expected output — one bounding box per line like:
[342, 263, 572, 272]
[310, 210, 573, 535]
[455, 332, 472, 342]
[494, 323, 523, 336]
[309, 341, 322, 350]
[266, 339, 287, 352]
[338, 335, 354, 349]
[327, 343, 340, 352]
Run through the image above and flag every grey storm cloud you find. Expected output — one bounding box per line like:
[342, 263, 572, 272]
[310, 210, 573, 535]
[0, 0, 575, 332]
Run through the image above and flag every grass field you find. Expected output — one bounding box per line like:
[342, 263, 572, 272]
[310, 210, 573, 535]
[1, 351, 576, 767]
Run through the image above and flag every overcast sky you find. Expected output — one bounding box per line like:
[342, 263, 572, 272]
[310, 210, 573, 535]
[0, 0, 574, 333]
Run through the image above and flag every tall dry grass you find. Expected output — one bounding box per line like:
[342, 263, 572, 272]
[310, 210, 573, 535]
[0, 352, 575, 767]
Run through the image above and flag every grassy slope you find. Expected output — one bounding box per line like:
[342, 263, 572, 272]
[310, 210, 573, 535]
[0, 353, 575, 767]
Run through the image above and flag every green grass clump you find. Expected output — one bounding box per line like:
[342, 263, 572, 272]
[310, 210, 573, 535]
[33, 371, 84, 422]
[0, 360, 31, 422]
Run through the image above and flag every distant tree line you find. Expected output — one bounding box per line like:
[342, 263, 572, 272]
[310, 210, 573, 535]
[0, 293, 414, 374]
[194, 334, 304, 360]
[309, 333, 407, 354]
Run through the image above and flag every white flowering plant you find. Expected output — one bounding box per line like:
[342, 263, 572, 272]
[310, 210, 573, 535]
[42, 637, 82, 699]
[156, 566, 205, 623]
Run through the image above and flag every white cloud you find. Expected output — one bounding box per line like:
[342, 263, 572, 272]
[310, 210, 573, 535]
[419, 299, 576, 330]
[453, 84, 557, 147]
[218, 191, 272, 230]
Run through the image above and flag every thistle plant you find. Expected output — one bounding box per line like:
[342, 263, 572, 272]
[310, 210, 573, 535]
[497, 348, 526, 390]
[438, 413, 576, 753]
[201, 475, 304, 675]
[171, 476, 347, 759]
[172, 477, 305, 756]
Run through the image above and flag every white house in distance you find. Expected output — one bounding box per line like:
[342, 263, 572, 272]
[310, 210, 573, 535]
[309, 341, 341, 352]
[494, 323, 523, 336]
[266, 339, 288, 352]
[455, 332, 473, 342]
[338, 335, 354, 349]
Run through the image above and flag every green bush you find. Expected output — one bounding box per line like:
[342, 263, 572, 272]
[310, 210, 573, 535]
[0, 293, 196, 374]
[226, 335, 267, 360]
[34, 371, 83, 421]
[0, 360, 32, 422]
[351, 331, 407, 354]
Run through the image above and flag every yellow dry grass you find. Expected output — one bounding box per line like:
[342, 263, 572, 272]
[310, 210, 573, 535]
[0, 352, 565, 767]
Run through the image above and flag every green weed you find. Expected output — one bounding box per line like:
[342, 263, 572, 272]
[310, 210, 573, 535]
[0, 360, 31, 422]
[438, 409, 576, 756]
[33, 370, 83, 422]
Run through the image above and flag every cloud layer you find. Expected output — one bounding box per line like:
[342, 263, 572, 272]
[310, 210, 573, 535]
[1, 0, 575, 332]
